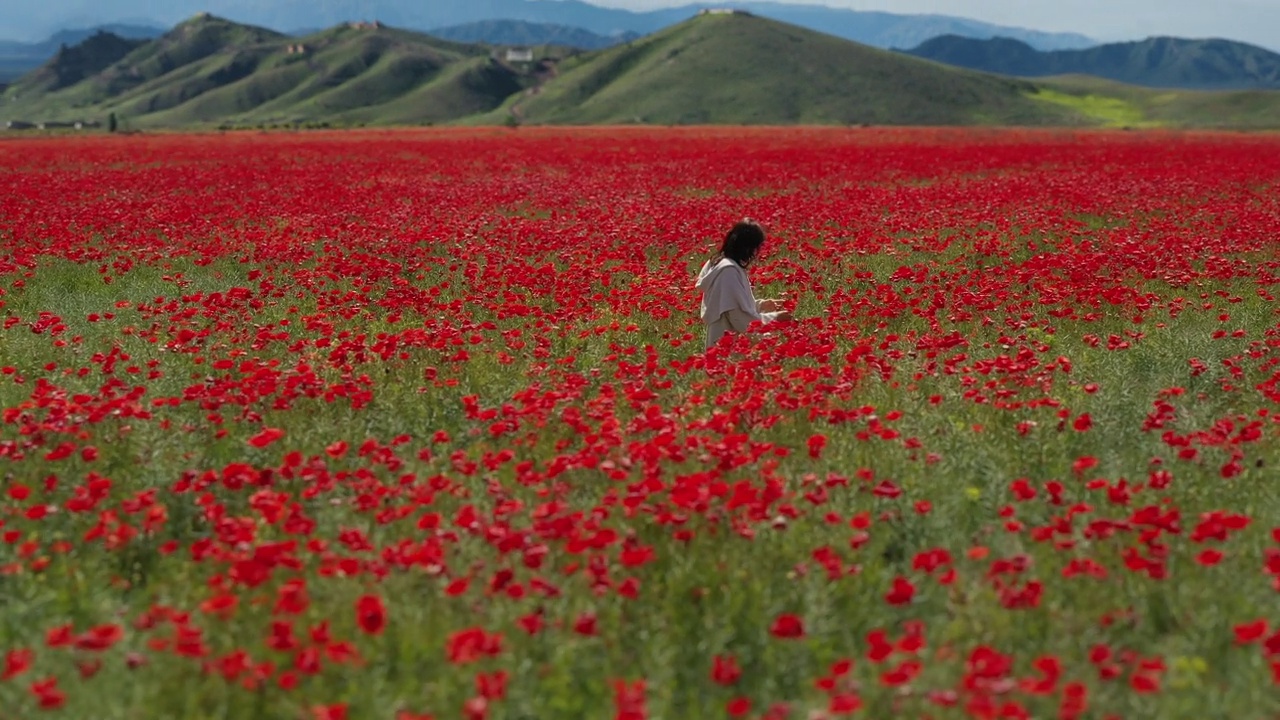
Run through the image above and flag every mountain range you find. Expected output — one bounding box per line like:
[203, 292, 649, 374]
[904, 35, 1280, 90]
[427, 20, 638, 50]
[3, 1, 1095, 52]
[3, 13, 1279, 131]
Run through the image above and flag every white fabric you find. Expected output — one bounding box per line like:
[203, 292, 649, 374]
[695, 257, 779, 350]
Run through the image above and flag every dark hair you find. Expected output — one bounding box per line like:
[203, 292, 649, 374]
[719, 220, 766, 267]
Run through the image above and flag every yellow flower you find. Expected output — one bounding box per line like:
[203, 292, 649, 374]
[1169, 655, 1208, 689]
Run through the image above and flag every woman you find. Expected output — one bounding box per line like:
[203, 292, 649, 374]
[695, 220, 792, 350]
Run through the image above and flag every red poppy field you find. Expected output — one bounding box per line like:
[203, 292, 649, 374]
[2, 127, 1280, 720]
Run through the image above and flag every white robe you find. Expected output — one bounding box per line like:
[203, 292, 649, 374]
[695, 257, 781, 350]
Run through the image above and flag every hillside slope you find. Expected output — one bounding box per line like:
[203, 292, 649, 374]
[904, 35, 1280, 90]
[509, 13, 1078, 126]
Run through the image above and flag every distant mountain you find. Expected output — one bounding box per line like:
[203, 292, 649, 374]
[723, 4, 1095, 51]
[3, 1, 1096, 52]
[40, 24, 166, 48]
[428, 20, 639, 50]
[4, 13, 1279, 130]
[0, 23, 164, 83]
[904, 35, 1280, 90]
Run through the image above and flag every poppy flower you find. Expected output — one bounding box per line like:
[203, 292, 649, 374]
[770, 614, 805, 639]
[711, 654, 741, 685]
[355, 594, 387, 636]
[885, 576, 916, 606]
[248, 427, 285, 448]
[2, 648, 33, 680]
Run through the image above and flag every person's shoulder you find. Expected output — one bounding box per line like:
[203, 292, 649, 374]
[698, 257, 739, 278]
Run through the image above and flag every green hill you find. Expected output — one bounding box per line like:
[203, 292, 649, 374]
[3, 12, 1280, 129]
[503, 12, 1075, 126]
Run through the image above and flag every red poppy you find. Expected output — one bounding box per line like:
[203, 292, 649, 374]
[770, 614, 805, 639]
[885, 576, 916, 606]
[248, 427, 285, 448]
[74, 624, 124, 652]
[355, 594, 387, 636]
[711, 654, 741, 685]
[29, 676, 65, 709]
[1235, 619, 1269, 644]
[2, 648, 33, 680]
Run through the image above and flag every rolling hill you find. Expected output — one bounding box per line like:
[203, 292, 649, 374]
[903, 35, 1280, 90]
[427, 20, 638, 50]
[4, 12, 1280, 130]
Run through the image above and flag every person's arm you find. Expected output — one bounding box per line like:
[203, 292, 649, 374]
[756, 297, 788, 313]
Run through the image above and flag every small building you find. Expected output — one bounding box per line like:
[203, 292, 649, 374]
[506, 48, 534, 63]
[699, 8, 751, 15]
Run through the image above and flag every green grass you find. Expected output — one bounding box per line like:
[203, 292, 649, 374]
[1026, 87, 1160, 128]
[1035, 74, 1280, 129]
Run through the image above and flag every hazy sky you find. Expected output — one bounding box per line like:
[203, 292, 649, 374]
[592, 0, 1280, 44]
